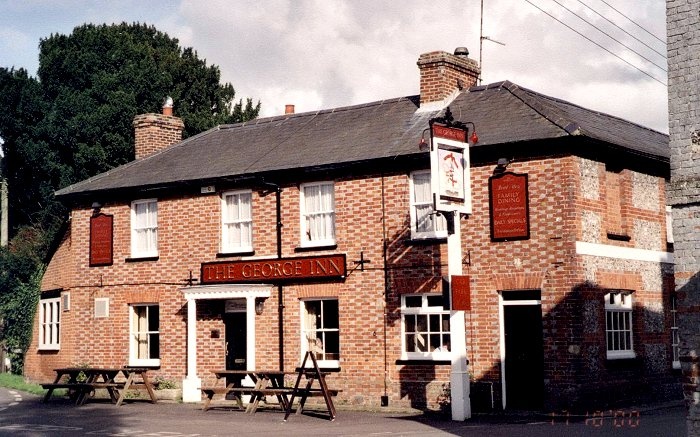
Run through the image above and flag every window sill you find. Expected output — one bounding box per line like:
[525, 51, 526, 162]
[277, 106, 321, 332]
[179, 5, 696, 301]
[295, 244, 338, 252]
[604, 355, 640, 369]
[217, 250, 255, 258]
[129, 360, 161, 368]
[125, 256, 159, 263]
[406, 237, 447, 246]
[38, 346, 60, 352]
[396, 359, 452, 365]
[606, 232, 631, 242]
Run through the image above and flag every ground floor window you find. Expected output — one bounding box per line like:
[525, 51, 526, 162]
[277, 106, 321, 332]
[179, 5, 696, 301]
[401, 293, 450, 359]
[129, 304, 160, 366]
[301, 299, 339, 366]
[39, 297, 61, 350]
[605, 291, 635, 360]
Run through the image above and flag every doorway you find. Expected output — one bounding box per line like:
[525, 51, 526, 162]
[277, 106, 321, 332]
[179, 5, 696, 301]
[500, 290, 544, 410]
[224, 312, 247, 371]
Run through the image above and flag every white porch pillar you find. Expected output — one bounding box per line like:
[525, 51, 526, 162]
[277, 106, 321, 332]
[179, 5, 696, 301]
[448, 213, 471, 421]
[182, 297, 201, 402]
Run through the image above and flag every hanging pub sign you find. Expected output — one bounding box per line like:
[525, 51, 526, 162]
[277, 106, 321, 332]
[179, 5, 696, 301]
[430, 124, 472, 214]
[488, 172, 530, 241]
[201, 254, 346, 284]
[89, 213, 114, 266]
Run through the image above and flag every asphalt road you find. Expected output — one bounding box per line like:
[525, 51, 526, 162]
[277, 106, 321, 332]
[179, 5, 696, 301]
[0, 388, 687, 436]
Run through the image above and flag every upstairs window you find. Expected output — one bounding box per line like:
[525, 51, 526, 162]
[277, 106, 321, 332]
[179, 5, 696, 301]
[131, 199, 158, 258]
[38, 297, 61, 350]
[401, 293, 451, 360]
[605, 291, 635, 360]
[221, 190, 253, 253]
[410, 171, 446, 240]
[300, 182, 336, 247]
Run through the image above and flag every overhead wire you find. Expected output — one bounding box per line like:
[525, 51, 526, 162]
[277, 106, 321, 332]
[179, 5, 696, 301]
[549, 0, 666, 72]
[599, 0, 666, 44]
[524, 0, 666, 86]
[576, 0, 666, 59]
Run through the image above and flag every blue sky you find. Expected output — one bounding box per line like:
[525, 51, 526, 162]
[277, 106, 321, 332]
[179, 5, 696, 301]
[0, 0, 668, 132]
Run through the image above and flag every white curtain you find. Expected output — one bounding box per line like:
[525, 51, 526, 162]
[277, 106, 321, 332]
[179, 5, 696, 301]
[224, 193, 252, 249]
[134, 201, 157, 254]
[413, 173, 445, 233]
[304, 184, 335, 242]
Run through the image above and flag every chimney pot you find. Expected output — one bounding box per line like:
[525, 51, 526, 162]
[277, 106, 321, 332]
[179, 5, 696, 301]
[162, 96, 174, 116]
[454, 47, 469, 58]
[285, 104, 295, 114]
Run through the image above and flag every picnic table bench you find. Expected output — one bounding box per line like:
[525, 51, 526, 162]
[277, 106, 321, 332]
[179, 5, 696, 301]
[42, 367, 157, 406]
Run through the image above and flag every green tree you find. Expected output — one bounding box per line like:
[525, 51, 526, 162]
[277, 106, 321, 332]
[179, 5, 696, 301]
[0, 23, 260, 372]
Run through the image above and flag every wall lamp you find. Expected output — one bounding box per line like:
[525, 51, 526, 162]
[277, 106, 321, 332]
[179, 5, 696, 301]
[494, 157, 510, 174]
[464, 122, 479, 144]
[418, 128, 430, 151]
[255, 297, 267, 315]
[91, 201, 102, 216]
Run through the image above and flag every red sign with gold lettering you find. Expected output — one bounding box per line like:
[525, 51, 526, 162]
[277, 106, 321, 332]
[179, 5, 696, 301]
[90, 213, 113, 266]
[489, 172, 530, 241]
[451, 275, 471, 310]
[201, 254, 347, 284]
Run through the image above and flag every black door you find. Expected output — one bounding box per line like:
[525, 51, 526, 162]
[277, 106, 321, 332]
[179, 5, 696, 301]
[503, 304, 544, 410]
[225, 312, 247, 371]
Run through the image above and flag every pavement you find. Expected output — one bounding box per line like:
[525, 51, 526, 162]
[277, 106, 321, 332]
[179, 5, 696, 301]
[0, 387, 688, 436]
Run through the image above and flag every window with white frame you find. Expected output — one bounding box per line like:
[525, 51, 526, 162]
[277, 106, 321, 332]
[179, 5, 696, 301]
[301, 299, 339, 366]
[221, 190, 253, 253]
[604, 291, 635, 359]
[129, 304, 160, 366]
[410, 171, 447, 240]
[401, 293, 451, 359]
[300, 182, 335, 247]
[672, 294, 680, 369]
[38, 297, 61, 350]
[131, 199, 158, 258]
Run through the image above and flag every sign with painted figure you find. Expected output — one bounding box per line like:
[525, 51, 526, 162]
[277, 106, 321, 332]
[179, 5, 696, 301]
[431, 124, 471, 214]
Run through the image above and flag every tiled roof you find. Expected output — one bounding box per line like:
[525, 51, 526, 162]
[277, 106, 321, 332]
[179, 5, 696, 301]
[56, 81, 668, 199]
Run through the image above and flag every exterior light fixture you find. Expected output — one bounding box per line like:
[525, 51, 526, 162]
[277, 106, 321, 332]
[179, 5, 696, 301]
[418, 128, 430, 151]
[255, 298, 266, 315]
[494, 157, 510, 174]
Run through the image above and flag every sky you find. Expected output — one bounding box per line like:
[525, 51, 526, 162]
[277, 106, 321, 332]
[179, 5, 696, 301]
[0, 0, 669, 133]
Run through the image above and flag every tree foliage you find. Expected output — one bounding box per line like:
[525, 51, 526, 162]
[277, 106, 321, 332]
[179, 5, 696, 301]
[0, 23, 260, 371]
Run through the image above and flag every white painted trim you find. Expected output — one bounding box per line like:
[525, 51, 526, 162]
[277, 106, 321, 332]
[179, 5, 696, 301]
[576, 241, 674, 263]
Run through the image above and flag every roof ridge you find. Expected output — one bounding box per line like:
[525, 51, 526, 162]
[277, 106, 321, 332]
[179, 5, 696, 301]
[481, 80, 665, 137]
[219, 96, 419, 131]
[497, 82, 581, 135]
[55, 128, 220, 196]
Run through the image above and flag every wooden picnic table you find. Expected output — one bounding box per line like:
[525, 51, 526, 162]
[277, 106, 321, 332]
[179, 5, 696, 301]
[201, 369, 294, 413]
[41, 366, 157, 406]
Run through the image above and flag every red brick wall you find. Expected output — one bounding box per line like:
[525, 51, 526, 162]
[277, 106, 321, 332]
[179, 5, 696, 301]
[26, 153, 676, 411]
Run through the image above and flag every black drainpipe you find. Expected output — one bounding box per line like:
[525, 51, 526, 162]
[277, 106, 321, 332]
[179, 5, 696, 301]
[275, 186, 284, 371]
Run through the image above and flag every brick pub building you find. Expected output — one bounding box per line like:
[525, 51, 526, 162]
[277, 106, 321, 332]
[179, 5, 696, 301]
[25, 48, 680, 412]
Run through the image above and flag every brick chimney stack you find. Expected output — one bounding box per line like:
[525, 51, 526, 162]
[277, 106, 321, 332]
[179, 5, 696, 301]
[417, 47, 480, 108]
[133, 97, 184, 160]
[285, 104, 295, 114]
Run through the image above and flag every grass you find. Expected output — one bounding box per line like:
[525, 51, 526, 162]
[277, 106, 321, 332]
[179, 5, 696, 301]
[0, 372, 49, 396]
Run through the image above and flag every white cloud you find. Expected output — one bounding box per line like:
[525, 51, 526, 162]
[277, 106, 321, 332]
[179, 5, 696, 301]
[0, 0, 669, 131]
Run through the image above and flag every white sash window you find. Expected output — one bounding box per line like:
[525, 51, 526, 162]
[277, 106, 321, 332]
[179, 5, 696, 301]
[410, 171, 446, 239]
[131, 199, 158, 258]
[300, 182, 335, 247]
[222, 190, 253, 253]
